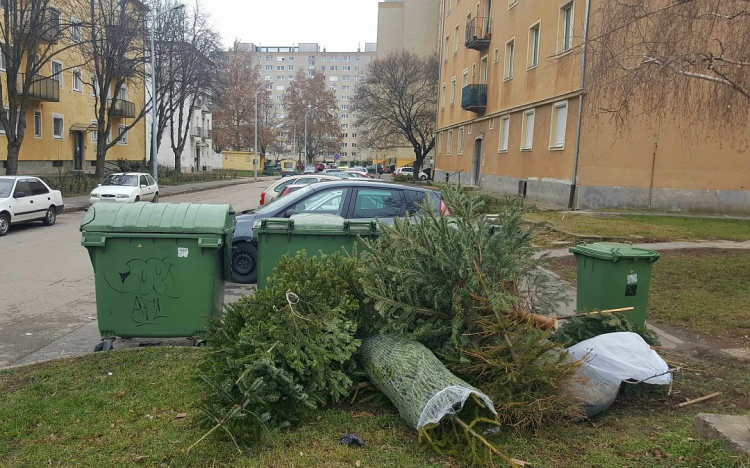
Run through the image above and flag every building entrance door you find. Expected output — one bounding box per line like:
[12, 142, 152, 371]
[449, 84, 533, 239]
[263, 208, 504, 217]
[72, 131, 83, 170]
[473, 138, 482, 186]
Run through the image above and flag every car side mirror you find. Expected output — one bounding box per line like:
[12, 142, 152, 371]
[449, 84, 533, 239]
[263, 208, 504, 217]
[97, 184, 102, 187]
[13, 191, 26, 198]
[284, 209, 300, 218]
[140, 185, 147, 189]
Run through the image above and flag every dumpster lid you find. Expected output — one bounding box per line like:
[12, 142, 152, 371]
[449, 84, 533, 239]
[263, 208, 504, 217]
[80, 202, 235, 234]
[257, 214, 379, 235]
[569, 242, 660, 262]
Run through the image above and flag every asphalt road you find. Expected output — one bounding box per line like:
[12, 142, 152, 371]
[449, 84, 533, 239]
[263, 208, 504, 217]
[0, 179, 271, 368]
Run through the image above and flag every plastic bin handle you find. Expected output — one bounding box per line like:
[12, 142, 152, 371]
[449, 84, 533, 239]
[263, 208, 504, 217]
[81, 235, 106, 247]
[198, 237, 223, 249]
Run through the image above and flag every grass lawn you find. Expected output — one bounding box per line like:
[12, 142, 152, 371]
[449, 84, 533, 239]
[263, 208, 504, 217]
[548, 249, 750, 339]
[1, 348, 749, 468]
[526, 211, 750, 243]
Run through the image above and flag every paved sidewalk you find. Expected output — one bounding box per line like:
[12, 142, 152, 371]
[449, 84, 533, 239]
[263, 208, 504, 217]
[62, 176, 276, 213]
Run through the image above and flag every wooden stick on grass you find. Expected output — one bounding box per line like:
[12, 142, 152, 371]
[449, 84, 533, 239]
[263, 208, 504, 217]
[676, 392, 721, 408]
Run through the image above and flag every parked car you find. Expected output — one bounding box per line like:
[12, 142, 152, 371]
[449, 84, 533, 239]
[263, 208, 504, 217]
[231, 180, 446, 283]
[315, 163, 325, 172]
[280, 159, 297, 177]
[303, 165, 316, 174]
[89, 173, 159, 205]
[345, 169, 371, 178]
[259, 174, 340, 206]
[367, 164, 385, 175]
[0, 176, 64, 236]
[394, 166, 429, 181]
[322, 168, 345, 174]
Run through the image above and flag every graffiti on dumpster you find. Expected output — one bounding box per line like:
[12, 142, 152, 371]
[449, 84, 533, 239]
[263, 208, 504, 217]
[104, 257, 180, 326]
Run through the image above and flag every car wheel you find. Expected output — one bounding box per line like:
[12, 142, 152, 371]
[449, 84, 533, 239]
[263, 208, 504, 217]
[0, 213, 9, 236]
[135, 195, 140, 202]
[152, 192, 159, 203]
[420, 175, 427, 181]
[231, 242, 258, 284]
[42, 206, 56, 226]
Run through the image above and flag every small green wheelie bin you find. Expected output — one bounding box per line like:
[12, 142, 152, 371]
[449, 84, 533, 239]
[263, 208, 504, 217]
[80, 202, 235, 351]
[255, 214, 379, 289]
[569, 242, 660, 326]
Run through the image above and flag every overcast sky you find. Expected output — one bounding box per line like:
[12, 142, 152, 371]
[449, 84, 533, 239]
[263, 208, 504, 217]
[206, 0, 381, 52]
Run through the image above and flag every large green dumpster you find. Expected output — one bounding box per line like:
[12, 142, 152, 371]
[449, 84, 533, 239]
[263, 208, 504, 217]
[263, 162, 275, 176]
[80, 202, 235, 350]
[255, 214, 379, 289]
[569, 242, 660, 326]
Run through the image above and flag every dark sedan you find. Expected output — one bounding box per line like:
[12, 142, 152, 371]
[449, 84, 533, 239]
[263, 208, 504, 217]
[231, 180, 444, 283]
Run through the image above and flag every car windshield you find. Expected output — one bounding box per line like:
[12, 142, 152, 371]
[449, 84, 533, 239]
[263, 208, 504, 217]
[0, 179, 14, 198]
[254, 185, 314, 215]
[102, 174, 138, 187]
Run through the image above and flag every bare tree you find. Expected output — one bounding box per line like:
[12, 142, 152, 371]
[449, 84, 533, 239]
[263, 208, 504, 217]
[587, 0, 750, 126]
[283, 70, 340, 163]
[354, 51, 439, 177]
[81, 0, 150, 178]
[0, 0, 80, 174]
[212, 42, 263, 153]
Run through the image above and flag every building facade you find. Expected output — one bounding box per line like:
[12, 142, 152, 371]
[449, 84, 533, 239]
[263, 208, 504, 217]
[435, 0, 750, 213]
[237, 42, 377, 164]
[0, 3, 146, 175]
[152, 103, 218, 172]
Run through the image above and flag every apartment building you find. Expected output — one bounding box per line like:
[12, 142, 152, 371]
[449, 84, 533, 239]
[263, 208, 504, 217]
[237, 42, 377, 163]
[435, 0, 750, 213]
[153, 103, 217, 172]
[0, 3, 146, 175]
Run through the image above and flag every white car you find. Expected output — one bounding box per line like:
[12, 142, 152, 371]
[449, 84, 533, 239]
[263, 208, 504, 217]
[89, 173, 159, 205]
[259, 174, 340, 206]
[394, 166, 429, 180]
[0, 176, 64, 236]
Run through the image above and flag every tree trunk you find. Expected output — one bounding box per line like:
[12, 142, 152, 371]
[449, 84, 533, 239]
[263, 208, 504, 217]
[5, 143, 20, 175]
[95, 144, 107, 179]
[174, 149, 182, 173]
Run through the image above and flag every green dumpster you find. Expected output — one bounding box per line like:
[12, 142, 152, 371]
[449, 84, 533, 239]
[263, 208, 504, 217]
[80, 202, 236, 351]
[569, 242, 660, 326]
[255, 214, 379, 289]
[263, 162, 275, 176]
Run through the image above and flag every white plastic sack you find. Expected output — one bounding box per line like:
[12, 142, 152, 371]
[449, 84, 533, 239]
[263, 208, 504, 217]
[567, 332, 671, 386]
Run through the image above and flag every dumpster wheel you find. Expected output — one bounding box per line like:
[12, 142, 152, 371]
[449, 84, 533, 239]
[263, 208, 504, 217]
[194, 339, 207, 348]
[94, 339, 115, 352]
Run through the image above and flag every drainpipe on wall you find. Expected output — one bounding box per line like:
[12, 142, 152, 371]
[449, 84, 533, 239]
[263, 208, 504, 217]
[434, 0, 446, 182]
[569, 0, 592, 209]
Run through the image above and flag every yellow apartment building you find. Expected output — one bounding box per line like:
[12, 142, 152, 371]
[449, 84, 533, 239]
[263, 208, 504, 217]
[435, 0, 750, 213]
[0, 2, 146, 175]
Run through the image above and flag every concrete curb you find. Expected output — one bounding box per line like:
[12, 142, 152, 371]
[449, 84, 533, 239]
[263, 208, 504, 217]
[61, 177, 270, 214]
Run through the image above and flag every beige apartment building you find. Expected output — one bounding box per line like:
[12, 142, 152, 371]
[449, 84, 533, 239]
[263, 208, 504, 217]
[435, 0, 750, 213]
[0, 4, 146, 175]
[238, 42, 376, 164]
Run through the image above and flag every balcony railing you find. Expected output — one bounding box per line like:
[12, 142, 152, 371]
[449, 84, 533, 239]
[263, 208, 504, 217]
[191, 126, 212, 139]
[17, 74, 60, 102]
[465, 17, 491, 50]
[18, 11, 61, 43]
[109, 99, 136, 118]
[461, 84, 487, 112]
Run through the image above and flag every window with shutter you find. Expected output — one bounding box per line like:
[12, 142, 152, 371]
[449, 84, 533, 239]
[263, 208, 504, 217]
[521, 109, 535, 150]
[499, 116, 510, 152]
[551, 101, 568, 148]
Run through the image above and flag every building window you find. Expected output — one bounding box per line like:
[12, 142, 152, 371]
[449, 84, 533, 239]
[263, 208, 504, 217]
[444, 35, 450, 62]
[499, 116, 510, 152]
[330, 65, 338, 71]
[33, 111, 41, 138]
[550, 100, 568, 148]
[89, 74, 98, 96]
[559, 2, 574, 53]
[493, 48, 499, 63]
[72, 69, 82, 92]
[521, 109, 535, 150]
[265, 65, 272, 71]
[117, 86, 127, 101]
[51, 61, 63, 88]
[462, 69, 469, 87]
[528, 22, 541, 69]
[342, 75, 350, 81]
[52, 114, 64, 140]
[91, 119, 98, 142]
[509, 0, 518, 8]
[118, 125, 128, 145]
[277, 65, 284, 70]
[447, 129, 453, 155]
[441, 83, 447, 108]
[450, 77, 456, 106]
[457, 126, 464, 154]
[489, 117, 495, 130]
[437, 133, 442, 155]
[71, 17, 81, 42]
[504, 39, 515, 80]
[454, 25, 460, 54]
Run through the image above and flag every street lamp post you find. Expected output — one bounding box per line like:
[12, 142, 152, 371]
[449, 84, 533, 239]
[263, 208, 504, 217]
[150, 3, 185, 182]
[254, 81, 273, 179]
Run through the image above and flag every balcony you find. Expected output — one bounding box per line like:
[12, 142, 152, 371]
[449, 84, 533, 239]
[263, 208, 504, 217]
[461, 84, 487, 112]
[109, 99, 136, 118]
[465, 17, 491, 50]
[17, 74, 60, 102]
[191, 127, 212, 139]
